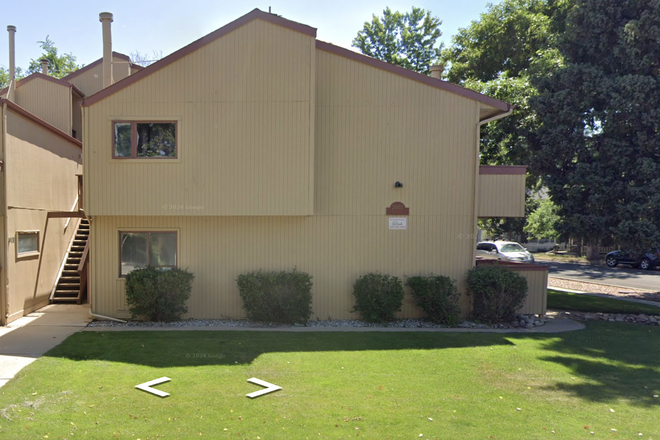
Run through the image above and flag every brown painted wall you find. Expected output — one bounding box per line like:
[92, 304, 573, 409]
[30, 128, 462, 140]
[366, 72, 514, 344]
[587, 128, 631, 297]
[2, 107, 82, 323]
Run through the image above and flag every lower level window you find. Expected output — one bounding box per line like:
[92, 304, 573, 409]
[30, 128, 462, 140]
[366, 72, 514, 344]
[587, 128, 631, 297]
[120, 231, 177, 276]
[17, 231, 39, 257]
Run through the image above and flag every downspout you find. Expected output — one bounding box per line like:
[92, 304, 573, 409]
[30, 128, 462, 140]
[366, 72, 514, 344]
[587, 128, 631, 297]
[471, 105, 515, 264]
[1, 102, 8, 324]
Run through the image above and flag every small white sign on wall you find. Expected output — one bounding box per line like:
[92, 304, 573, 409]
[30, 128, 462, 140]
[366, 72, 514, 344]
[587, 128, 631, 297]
[389, 218, 407, 230]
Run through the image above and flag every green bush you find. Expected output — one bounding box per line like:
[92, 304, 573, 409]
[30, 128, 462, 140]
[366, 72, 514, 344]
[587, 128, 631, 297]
[466, 265, 528, 323]
[236, 269, 313, 324]
[125, 267, 195, 322]
[352, 273, 404, 322]
[405, 275, 461, 326]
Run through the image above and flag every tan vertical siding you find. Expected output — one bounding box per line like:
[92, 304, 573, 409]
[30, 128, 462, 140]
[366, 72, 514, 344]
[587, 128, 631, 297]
[478, 174, 526, 218]
[3, 109, 82, 323]
[91, 215, 479, 320]
[84, 20, 315, 216]
[67, 54, 133, 97]
[516, 269, 548, 314]
[14, 78, 71, 134]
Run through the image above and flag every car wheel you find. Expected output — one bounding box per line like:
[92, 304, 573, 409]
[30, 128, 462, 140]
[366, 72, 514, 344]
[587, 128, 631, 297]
[605, 256, 618, 267]
[640, 258, 651, 270]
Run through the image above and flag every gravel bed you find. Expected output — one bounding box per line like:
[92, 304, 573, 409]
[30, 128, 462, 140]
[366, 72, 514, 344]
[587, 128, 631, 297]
[548, 277, 660, 302]
[86, 316, 539, 330]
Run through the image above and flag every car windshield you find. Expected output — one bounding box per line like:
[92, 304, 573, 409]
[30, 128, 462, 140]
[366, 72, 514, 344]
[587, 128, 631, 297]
[500, 243, 525, 253]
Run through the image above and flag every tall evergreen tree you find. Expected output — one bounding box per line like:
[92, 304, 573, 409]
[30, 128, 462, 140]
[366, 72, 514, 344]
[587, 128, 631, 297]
[530, 0, 660, 249]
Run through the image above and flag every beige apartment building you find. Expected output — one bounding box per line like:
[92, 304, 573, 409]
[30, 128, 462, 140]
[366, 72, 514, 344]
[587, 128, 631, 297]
[80, 9, 545, 322]
[0, 21, 141, 324]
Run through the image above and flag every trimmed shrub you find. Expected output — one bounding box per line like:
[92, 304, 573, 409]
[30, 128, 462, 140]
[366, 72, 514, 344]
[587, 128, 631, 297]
[405, 275, 461, 326]
[466, 265, 528, 323]
[352, 273, 404, 322]
[125, 267, 194, 322]
[236, 269, 313, 324]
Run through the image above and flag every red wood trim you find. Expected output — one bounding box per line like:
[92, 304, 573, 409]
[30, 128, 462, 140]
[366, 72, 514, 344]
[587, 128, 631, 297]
[315, 40, 512, 114]
[0, 72, 84, 97]
[112, 120, 178, 159]
[84, 10, 317, 107]
[475, 259, 548, 272]
[47, 211, 85, 219]
[386, 202, 410, 216]
[479, 165, 527, 175]
[1, 98, 82, 148]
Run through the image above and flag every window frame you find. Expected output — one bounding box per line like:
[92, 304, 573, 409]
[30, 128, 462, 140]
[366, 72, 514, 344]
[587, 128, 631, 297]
[112, 121, 178, 159]
[118, 230, 178, 278]
[16, 230, 40, 258]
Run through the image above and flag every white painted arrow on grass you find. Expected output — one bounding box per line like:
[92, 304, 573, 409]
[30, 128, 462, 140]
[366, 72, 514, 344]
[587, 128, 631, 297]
[246, 377, 282, 399]
[135, 377, 171, 398]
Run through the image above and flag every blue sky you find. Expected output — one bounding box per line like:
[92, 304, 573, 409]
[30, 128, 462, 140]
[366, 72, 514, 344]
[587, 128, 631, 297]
[1, 1, 500, 71]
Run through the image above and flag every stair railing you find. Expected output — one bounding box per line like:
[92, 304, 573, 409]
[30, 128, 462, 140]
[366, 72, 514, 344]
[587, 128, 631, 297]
[77, 239, 90, 304]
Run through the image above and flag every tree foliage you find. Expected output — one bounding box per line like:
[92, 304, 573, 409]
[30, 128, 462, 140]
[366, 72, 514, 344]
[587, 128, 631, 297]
[529, 0, 660, 249]
[443, 0, 569, 84]
[0, 67, 24, 89]
[443, 0, 570, 171]
[26, 36, 79, 78]
[353, 7, 443, 74]
[524, 197, 560, 240]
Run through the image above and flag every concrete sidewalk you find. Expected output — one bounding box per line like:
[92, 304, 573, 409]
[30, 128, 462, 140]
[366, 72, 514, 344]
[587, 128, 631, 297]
[0, 304, 92, 388]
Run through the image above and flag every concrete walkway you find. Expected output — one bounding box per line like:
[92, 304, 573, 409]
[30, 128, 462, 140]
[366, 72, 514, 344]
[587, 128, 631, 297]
[0, 304, 92, 388]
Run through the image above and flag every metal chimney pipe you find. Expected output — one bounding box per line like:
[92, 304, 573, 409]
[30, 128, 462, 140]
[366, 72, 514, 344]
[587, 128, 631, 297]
[41, 58, 49, 75]
[429, 64, 444, 80]
[99, 12, 114, 88]
[7, 25, 16, 101]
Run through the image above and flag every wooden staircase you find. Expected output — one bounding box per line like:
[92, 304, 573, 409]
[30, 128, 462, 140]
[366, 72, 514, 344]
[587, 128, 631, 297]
[51, 219, 89, 303]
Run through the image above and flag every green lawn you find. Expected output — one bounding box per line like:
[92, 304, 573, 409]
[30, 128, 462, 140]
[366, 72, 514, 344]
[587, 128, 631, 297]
[548, 289, 660, 314]
[1, 324, 659, 439]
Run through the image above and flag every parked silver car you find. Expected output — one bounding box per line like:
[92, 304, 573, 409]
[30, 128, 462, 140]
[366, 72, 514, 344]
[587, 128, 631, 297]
[476, 241, 535, 263]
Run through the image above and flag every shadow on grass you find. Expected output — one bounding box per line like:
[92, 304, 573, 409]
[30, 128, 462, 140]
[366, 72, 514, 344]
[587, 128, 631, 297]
[533, 321, 660, 407]
[46, 330, 514, 367]
[44, 322, 660, 407]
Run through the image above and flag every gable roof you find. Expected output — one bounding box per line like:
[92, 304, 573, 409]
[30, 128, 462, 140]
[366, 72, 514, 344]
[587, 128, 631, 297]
[83, 9, 316, 107]
[82, 8, 511, 117]
[0, 72, 84, 98]
[62, 51, 143, 82]
[0, 98, 82, 147]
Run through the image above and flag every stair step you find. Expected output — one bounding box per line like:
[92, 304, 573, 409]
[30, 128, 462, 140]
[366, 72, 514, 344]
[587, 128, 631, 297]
[53, 291, 79, 297]
[59, 276, 80, 282]
[57, 283, 80, 289]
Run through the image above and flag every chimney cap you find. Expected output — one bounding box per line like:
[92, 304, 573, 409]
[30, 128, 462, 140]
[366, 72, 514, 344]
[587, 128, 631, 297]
[7, 25, 16, 32]
[99, 12, 113, 22]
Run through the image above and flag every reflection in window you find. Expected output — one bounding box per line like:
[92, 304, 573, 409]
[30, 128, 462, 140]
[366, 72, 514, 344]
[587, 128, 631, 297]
[113, 121, 177, 158]
[17, 231, 39, 256]
[120, 231, 177, 276]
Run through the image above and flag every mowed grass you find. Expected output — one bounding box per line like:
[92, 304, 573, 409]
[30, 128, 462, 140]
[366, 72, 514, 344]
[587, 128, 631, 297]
[0, 325, 659, 439]
[548, 289, 660, 315]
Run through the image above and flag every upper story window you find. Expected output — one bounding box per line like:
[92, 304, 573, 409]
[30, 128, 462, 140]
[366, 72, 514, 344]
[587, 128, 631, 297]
[113, 121, 177, 159]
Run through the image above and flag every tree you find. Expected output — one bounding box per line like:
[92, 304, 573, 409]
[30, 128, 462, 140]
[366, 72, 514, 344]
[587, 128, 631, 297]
[524, 197, 560, 240]
[443, 0, 569, 84]
[443, 0, 570, 169]
[529, 0, 660, 250]
[26, 36, 79, 78]
[353, 7, 443, 74]
[130, 50, 163, 67]
[0, 66, 24, 89]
